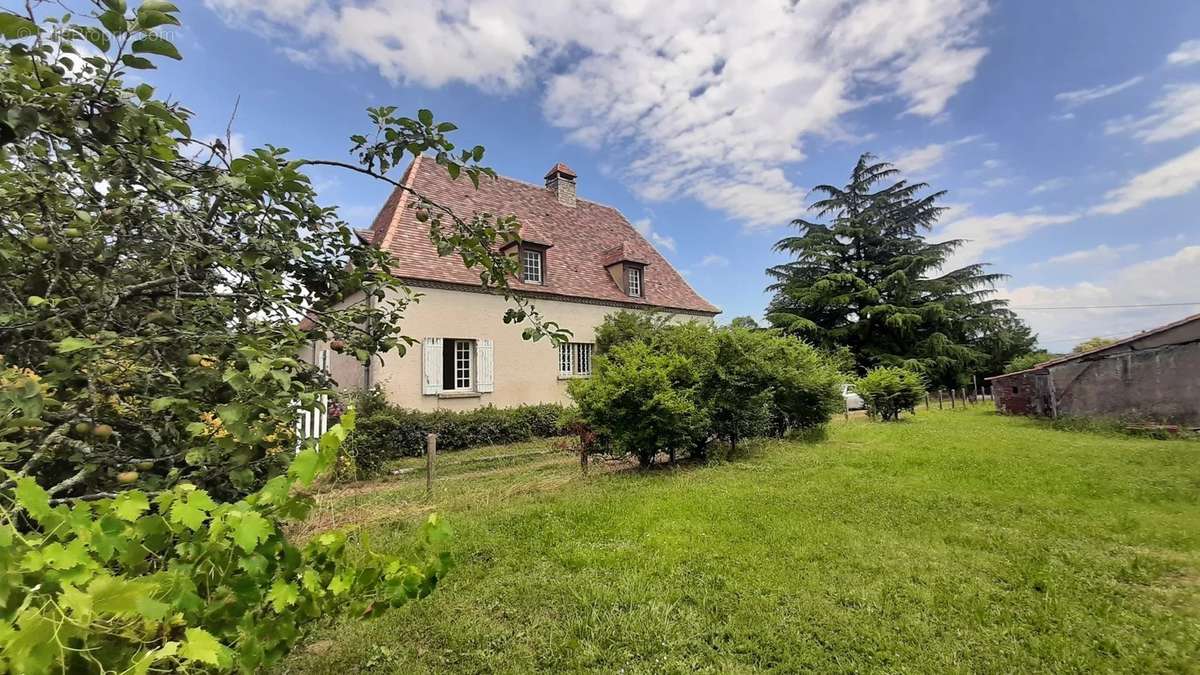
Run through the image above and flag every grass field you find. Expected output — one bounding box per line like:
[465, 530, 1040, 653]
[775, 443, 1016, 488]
[282, 406, 1200, 673]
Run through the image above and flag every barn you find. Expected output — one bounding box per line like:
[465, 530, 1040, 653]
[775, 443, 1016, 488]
[987, 313, 1200, 428]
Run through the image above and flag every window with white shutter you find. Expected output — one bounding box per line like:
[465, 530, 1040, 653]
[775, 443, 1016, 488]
[421, 337, 443, 394]
[558, 342, 594, 377]
[477, 339, 494, 392]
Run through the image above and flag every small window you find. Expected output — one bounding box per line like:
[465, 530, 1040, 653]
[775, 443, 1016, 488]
[559, 342, 594, 377]
[1012, 386, 1019, 394]
[522, 248, 544, 284]
[442, 339, 474, 390]
[626, 266, 642, 297]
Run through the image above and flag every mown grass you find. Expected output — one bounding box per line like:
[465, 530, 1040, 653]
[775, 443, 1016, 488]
[282, 407, 1200, 673]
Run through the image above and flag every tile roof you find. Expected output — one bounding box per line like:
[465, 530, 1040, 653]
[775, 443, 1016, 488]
[370, 157, 720, 315]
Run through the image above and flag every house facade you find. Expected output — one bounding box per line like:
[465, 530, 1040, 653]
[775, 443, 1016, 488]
[306, 159, 720, 412]
[987, 313, 1200, 428]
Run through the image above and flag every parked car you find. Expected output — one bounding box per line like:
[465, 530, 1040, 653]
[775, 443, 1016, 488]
[842, 383, 865, 411]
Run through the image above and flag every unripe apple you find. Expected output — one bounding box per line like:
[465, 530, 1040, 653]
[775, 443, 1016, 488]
[136, 461, 154, 471]
[30, 236, 52, 252]
[116, 470, 138, 484]
[93, 423, 113, 440]
[185, 353, 203, 367]
[74, 421, 92, 436]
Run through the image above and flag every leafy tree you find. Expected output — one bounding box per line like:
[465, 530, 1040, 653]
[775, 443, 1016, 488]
[0, 2, 565, 502]
[593, 309, 669, 354]
[568, 341, 706, 468]
[1004, 350, 1058, 373]
[1072, 336, 1117, 353]
[0, 2, 565, 670]
[855, 367, 926, 422]
[728, 315, 760, 329]
[766, 153, 1034, 389]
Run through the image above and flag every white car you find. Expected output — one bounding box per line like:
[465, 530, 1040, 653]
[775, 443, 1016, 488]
[842, 384, 865, 410]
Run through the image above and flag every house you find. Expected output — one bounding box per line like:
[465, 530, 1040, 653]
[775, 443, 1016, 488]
[306, 159, 720, 411]
[987, 313, 1200, 428]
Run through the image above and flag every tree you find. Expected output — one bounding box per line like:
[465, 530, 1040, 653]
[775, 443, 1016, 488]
[0, 3, 563, 670]
[1072, 336, 1117, 353]
[1004, 350, 1058, 373]
[766, 153, 1035, 389]
[0, 3, 566, 502]
[728, 315, 760, 329]
[856, 367, 926, 421]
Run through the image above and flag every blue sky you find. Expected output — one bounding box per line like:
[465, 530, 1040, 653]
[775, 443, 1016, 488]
[119, 1, 1200, 350]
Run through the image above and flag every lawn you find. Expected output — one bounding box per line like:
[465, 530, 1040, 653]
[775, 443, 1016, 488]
[282, 407, 1200, 673]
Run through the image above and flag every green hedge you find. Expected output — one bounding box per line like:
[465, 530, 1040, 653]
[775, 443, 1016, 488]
[342, 403, 568, 477]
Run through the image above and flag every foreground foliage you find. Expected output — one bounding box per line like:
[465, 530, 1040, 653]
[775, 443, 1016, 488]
[856, 366, 926, 421]
[1, 410, 452, 673]
[285, 408, 1200, 673]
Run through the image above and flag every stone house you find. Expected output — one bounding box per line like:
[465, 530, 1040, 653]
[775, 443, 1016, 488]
[987, 313, 1200, 428]
[304, 159, 720, 412]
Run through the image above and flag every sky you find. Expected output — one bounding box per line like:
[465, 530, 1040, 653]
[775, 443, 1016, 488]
[99, 1, 1200, 351]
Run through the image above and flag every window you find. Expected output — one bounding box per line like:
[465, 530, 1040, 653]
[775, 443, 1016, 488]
[559, 342, 593, 377]
[626, 266, 642, 297]
[441, 339, 474, 390]
[521, 248, 544, 284]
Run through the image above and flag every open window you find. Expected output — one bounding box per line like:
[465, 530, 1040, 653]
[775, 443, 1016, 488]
[422, 337, 494, 395]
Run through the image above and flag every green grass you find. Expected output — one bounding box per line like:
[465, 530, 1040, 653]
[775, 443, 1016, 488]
[283, 407, 1200, 673]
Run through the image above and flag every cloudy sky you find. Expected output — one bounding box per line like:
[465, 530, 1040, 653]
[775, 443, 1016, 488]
[144, 1, 1198, 350]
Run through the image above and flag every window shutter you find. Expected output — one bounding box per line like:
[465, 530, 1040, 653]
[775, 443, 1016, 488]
[422, 337, 442, 395]
[477, 338, 494, 392]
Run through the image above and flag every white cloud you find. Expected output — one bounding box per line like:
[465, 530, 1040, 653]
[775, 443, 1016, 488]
[1050, 112, 1076, 122]
[982, 176, 1012, 189]
[1104, 83, 1200, 143]
[1167, 39, 1200, 66]
[1001, 246, 1200, 349]
[934, 209, 1079, 270]
[699, 254, 729, 268]
[1030, 177, 1068, 194]
[891, 135, 979, 175]
[1034, 243, 1137, 267]
[1092, 145, 1200, 215]
[981, 158, 1001, 170]
[1054, 75, 1143, 106]
[204, 0, 991, 229]
[631, 217, 677, 253]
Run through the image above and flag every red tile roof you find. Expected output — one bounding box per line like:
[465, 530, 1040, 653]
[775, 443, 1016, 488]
[370, 157, 720, 315]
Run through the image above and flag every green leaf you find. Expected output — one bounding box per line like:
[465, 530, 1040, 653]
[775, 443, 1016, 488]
[112, 491, 149, 521]
[289, 448, 320, 484]
[98, 9, 127, 35]
[216, 403, 247, 426]
[268, 579, 299, 612]
[56, 336, 95, 353]
[168, 491, 213, 530]
[180, 627, 225, 666]
[83, 27, 110, 52]
[89, 575, 166, 618]
[135, 10, 179, 30]
[134, 83, 155, 101]
[131, 36, 181, 60]
[232, 511, 272, 553]
[26, 295, 45, 306]
[0, 12, 38, 39]
[417, 108, 433, 126]
[15, 477, 51, 521]
[120, 54, 156, 70]
[139, 0, 179, 12]
[435, 122, 458, 132]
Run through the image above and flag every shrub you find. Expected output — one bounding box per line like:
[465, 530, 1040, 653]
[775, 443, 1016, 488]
[856, 367, 926, 421]
[1003, 351, 1057, 373]
[569, 342, 707, 467]
[341, 403, 569, 477]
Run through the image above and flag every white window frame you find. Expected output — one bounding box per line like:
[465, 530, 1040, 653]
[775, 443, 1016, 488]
[559, 342, 593, 378]
[452, 339, 473, 390]
[521, 248, 543, 284]
[627, 266, 642, 297]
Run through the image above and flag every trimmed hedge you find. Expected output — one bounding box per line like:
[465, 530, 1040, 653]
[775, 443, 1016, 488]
[342, 403, 568, 477]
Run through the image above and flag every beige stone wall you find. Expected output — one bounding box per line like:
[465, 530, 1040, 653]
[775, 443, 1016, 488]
[309, 285, 713, 412]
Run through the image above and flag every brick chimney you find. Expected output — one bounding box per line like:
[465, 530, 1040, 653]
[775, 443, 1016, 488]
[544, 162, 577, 207]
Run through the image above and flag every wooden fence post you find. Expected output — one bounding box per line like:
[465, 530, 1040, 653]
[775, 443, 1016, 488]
[924, 393, 929, 410]
[426, 433, 437, 496]
[950, 389, 956, 408]
[962, 388, 968, 406]
[937, 390, 943, 409]
[580, 446, 589, 476]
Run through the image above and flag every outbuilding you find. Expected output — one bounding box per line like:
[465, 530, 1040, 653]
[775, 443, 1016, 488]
[987, 313, 1200, 428]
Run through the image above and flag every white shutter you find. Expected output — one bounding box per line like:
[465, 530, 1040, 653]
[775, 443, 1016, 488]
[477, 338, 494, 392]
[422, 337, 442, 395]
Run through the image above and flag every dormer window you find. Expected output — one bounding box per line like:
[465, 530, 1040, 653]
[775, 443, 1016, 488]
[521, 247, 544, 284]
[626, 266, 642, 297]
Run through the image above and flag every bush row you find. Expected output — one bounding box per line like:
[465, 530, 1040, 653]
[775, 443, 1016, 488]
[570, 313, 847, 467]
[339, 401, 568, 477]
